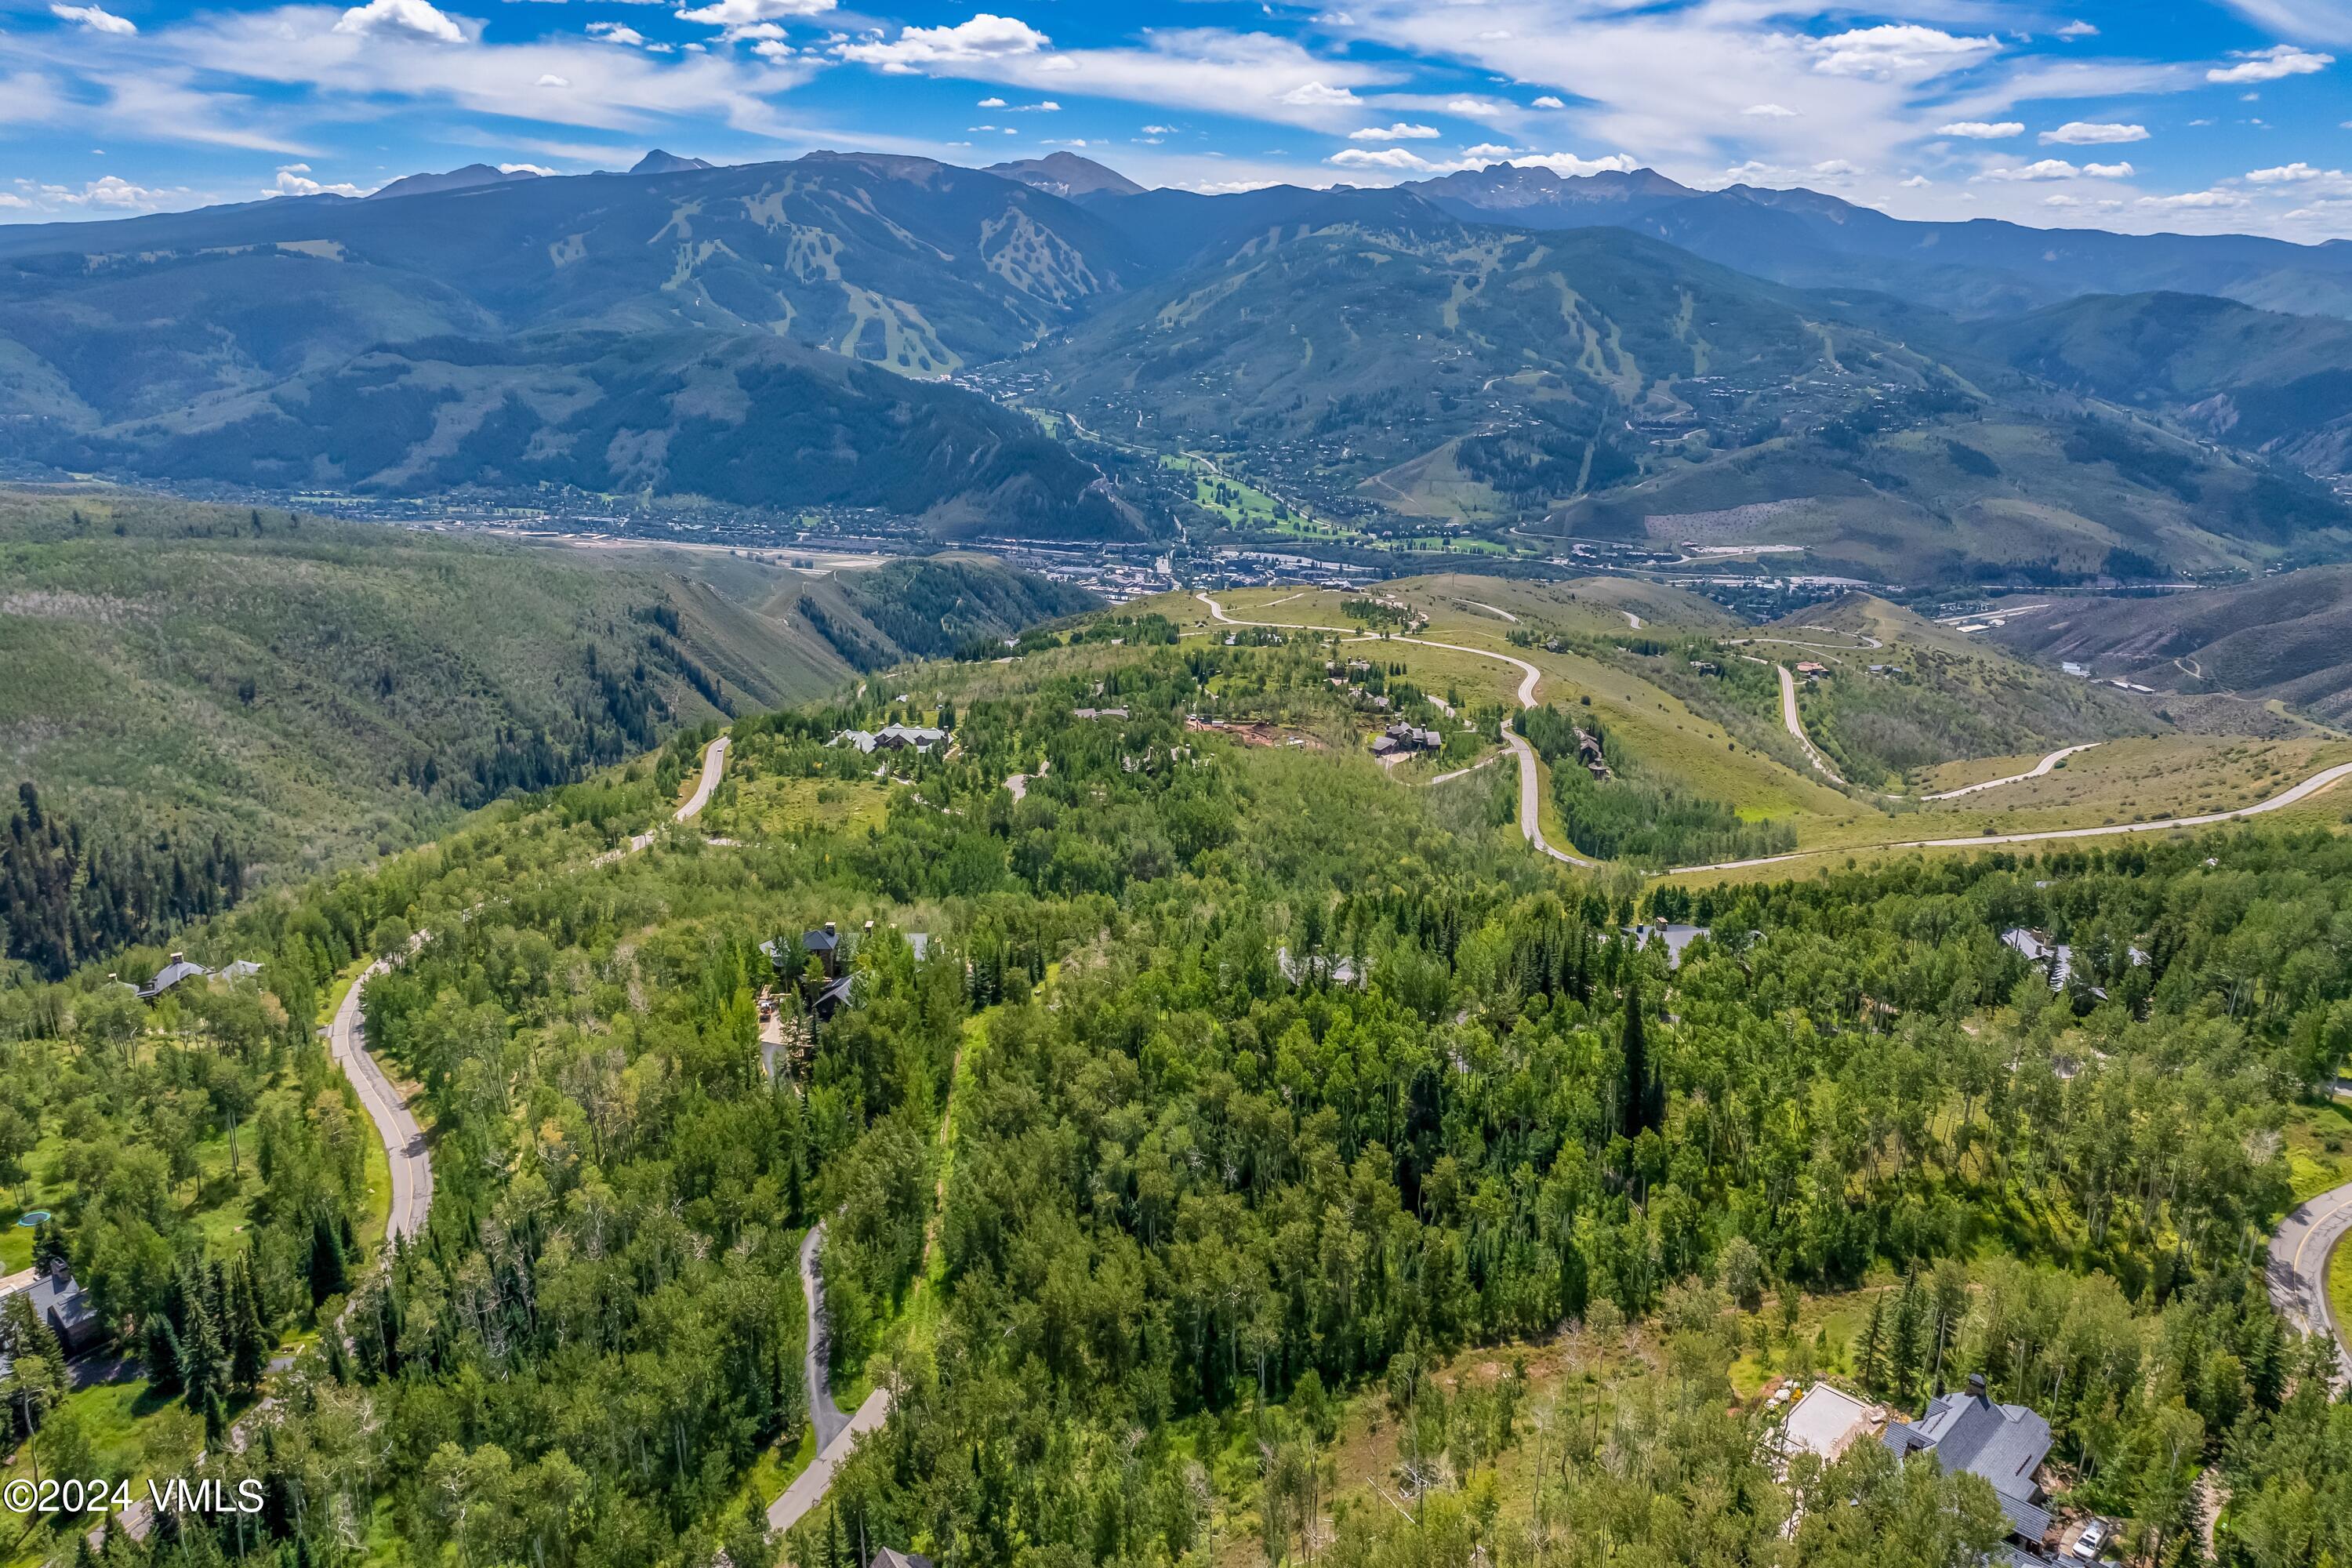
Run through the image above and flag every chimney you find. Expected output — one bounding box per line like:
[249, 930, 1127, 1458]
[824, 921, 837, 937]
[1967, 1374, 1987, 1401]
[864, 920, 875, 933]
[170, 950, 184, 964]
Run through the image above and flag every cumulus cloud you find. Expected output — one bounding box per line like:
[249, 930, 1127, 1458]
[1327, 145, 1628, 179]
[499, 162, 557, 174]
[1509, 151, 1636, 176]
[590, 22, 655, 47]
[1810, 24, 1996, 79]
[837, 13, 1048, 71]
[2140, 187, 2248, 207]
[1328, 145, 1434, 170]
[1744, 103, 1797, 118]
[1530, 94, 1563, 108]
[2207, 45, 2332, 82]
[49, 5, 136, 34]
[2082, 161, 2134, 177]
[2041, 121, 2147, 143]
[1349, 122, 1438, 139]
[1281, 81, 1359, 105]
[332, 0, 465, 43]
[673, 0, 833, 23]
[977, 95, 1005, 107]
[1009, 98, 1058, 111]
[2055, 20, 2099, 38]
[1977, 158, 2082, 181]
[1938, 121, 2022, 138]
[535, 72, 569, 85]
[2246, 161, 2332, 181]
[270, 165, 367, 196]
[44, 175, 193, 209]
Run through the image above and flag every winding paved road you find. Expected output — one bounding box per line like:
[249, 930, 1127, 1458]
[1775, 663, 2102, 803]
[768, 1222, 895, 1533]
[2267, 1181, 2352, 1387]
[595, 734, 731, 863]
[1196, 593, 1595, 867]
[1669, 760, 2352, 873]
[329, 949, 432, 1247]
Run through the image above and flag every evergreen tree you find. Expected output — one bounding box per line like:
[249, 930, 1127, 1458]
[307, 1211, 350, 1306]
[1889, 1271, 1927, 1405]
[1621, 986, 1658, 1139]
[1857, 1294, 1888, 1395]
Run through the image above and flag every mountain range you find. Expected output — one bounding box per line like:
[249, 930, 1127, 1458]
[0, 150, 2347, 575]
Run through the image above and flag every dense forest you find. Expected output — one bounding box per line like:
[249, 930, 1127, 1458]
[2, 783, 246, 980]
[0, 633, 2348, 1568]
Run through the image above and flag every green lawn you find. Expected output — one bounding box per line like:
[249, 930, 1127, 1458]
[2330, 1235, 2352, 1353]
[2, 1379, 205, 1568]
[2285, 1101, 2352, 1205]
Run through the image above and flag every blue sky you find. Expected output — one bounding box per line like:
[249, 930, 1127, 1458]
[4, 0, 2349, 239]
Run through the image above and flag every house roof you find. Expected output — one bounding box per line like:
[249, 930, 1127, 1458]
[136, 959, 211, 1000]
[873, 1552, 932, 1568]
[24, 1264, 96, 1338]
[1883, 1381, 2051, 1540]
[802, 927, 839, 954]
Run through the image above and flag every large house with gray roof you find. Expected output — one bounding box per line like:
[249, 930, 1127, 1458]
[1882, 1374, 2053, 1559]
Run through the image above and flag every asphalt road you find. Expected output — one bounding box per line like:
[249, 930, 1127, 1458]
[1196, 592, 1596, 867]
[768, 1221, 895, 1534]
[1671, 760, 2352, 874]
[2268, 1181, 2352, 1387]
[328, 947, 433, 1247]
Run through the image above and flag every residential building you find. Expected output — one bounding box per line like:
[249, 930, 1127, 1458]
[1883, 1374, 2053, 1556]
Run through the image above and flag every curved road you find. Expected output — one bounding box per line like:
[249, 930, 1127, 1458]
[768, 1223, 895, 1533]
[1196, 593, 1595, 867]
[1776, 663, 2103, 803]
[2267, 1181, 2352, 1387]
[1670, 759, 2352, 873]
[328, 949, 433, 1247]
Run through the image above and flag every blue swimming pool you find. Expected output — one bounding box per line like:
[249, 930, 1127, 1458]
[16, 1210, 49, 1227]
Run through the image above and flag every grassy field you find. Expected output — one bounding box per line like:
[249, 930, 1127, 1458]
[2286, 1100, 2352, 1205]
[2331, 1237, 2352, 1359]
[0, 1379, 207, 1568]
[1166, 575, 2352, 879]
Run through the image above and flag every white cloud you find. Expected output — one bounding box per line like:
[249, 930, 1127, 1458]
[837, 13, 1048, 71]
[1009, 99, 1058, 111]
[1744, 103, 1797, 118]
[1140, 124, 1173, 136]
[2041, 121, 2147, 144]
[1938, 121, 2022, 138]
[49, 4, 136, 35]
[2140, 188, 2248, 208]
[270, 165, 367, 196]
[1977, 158, 2081, 181]
[1530, 94, 1563, 109]
[333, 0, 465, 43]
[499, 162, 557, 175]
[1509, 151, 1636, 177]
[1349, 122, 1438, 139]
[535, 72, 569, 86]
[2055, 20, 2098, 38]
[2082, 161, 2134, 177]
[2247, 162, 2330, 181]
[1899, 174, 1931, 187]
[1281, 80, 1359, 106]
[1810, 24, 1997, 79]
[977, 95, 1005, 107]
[2207, 45, 2333, 83]
[1328, 145, 1436, 170]
[673, 0, 832, 22]
[45, 175, 193, 209]
[590, 22, 652, 47]
[1326, 144, 1627, 179]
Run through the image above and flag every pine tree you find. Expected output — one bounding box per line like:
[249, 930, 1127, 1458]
[228, 1254, 269, 1393]
[1889, 1271, 1926, 1405]
[179, 1289, 227, 1413]
[1620, 987, 1656, 1140]
[1857, 1293, 1888, 1394]
[308, 1211, 350, 1305]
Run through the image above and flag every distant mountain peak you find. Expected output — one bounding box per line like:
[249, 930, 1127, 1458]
[367, 163, 543, 201]
[631, 150, 715, 175]
[986, 151, 1146, 199]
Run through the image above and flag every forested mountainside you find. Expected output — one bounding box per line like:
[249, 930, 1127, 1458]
[2, 617, 2348, 1568]
[0, 489, 1090, 976]
[3, 154, 2349, 573]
